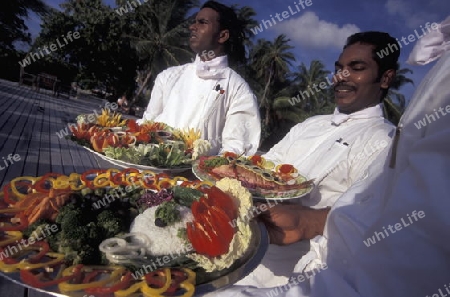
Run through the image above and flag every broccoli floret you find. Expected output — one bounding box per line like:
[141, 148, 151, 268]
[55, 203, 78, 224]
[155, 201, 180, 227]
[22, 219, 50, 239]
[46, 231, 62, 252]
[97, 210, 124, 238]
[73, 245, 101, 265]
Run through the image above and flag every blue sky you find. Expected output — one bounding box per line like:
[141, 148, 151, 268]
[25, 0, 450, 102]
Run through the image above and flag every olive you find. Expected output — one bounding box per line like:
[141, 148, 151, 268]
[155, 218, 167, 228]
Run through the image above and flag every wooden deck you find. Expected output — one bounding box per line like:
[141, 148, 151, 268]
[0, 79, 128, 296]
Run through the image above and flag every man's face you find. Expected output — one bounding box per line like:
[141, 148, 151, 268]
[334, 42, 391, 114]
[189, 8, 223, 57]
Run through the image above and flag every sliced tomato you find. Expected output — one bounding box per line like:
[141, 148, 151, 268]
[188, 197, 235, 257]
[278, 164, 295, 174]
[90, 136, 106, 152]
[126, 119, 139, 133]
[186, 221, 210, 255]
[106, 134, 120, 147]
[209, 206, 235, 242]
[223, 152, 238, 159]
[249, 155, 262, 165]
[200, 186, 237, 221]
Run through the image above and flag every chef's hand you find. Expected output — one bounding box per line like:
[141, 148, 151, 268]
[256, 203, 330, 245]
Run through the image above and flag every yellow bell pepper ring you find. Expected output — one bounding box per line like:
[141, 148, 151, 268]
[0, 231, 23, 247]
[67, 173, 85, 191]
[93, 172, 112, 188]
[114, 281, 145, 297]
[19, 252, 65, 270]
[9, 177, 38, 199]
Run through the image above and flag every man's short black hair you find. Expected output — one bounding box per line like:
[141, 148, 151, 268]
[201, 0, 246, 67]
[344, 31, 400, 79]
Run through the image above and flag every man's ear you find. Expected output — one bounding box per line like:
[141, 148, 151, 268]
[380, 69, 396, 89]
[218, 29, 229, 44]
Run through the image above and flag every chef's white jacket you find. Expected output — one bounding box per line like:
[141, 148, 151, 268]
[215, 21, 450, 297]
[234, 104, 395, 289]
[139, 55, 261, 155]
[263, 104, 395, 209]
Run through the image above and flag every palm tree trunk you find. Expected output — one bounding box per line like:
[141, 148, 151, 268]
[262, 65, 274, 126]
[130, 70, 152, 105]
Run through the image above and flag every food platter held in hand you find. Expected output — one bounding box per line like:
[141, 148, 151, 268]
[192, 152, 314, 200]
[68, 109, 213, 173]
[0, 168, 269, 296]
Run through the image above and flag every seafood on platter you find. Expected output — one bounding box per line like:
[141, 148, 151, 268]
[194, 152, 314, 199]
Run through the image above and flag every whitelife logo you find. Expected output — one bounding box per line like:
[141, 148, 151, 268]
[414, 105, 450, 130]
[250, 0, 313, 35]
[363, 210, 425, 247]
[18, 31, 81, 67]
[376, 22, 439, 59]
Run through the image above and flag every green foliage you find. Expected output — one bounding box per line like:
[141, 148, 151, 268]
[32, 0, 139, 95]
[0, 0, 48, 51]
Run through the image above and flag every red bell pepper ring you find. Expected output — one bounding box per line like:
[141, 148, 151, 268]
[0, 211, 28, 232]
[33, 173, 65, 193]
[83, 270, 103, 283]
[1, 241, 50, 265]
[85, 270, 133, 295]
[121, 168, 140, 185]
[20, 264, 73, 289]
[24, 241, 51, 264]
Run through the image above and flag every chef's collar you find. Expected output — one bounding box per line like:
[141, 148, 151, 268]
[407, 16, 450, 65]
[194, 54, 229, 79]
[331, 104, 384, 125]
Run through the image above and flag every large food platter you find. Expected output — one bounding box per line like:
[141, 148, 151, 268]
[192, 156, 314, 201]
[0, 221, 268, 297]
[84, 146, 191, 174]
[68, 111, 206, 174]
[0, 169, 268, 296]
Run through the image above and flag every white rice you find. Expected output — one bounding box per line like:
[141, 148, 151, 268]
[130, 205, 193, 256]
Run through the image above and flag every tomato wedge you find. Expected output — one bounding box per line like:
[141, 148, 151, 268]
[188, 194, 236, 257]
[200, 186, 237, 221]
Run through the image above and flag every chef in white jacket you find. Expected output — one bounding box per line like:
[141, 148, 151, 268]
[138, 1, 261, 155]
[216, 16, 450, 297]
[234, 32, 399, 288]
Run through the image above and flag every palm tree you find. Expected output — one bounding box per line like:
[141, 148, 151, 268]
[384, 67, 414, 125]
[119, 0, 198, 104]
[232, 5, 258, 50]
[250, 34, 296, 126]
[292, 60, 330, 111]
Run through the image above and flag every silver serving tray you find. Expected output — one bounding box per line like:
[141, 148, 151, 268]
[83, 146, 191, 174]
[0, 221, 269, 297]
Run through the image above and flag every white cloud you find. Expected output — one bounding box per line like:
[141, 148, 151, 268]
[272, 12, 361, 50]
[385, 0, 440, 29]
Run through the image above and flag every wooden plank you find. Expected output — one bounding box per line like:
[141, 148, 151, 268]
[0, 276, 27, 297]
[0, 84, 41, 187]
